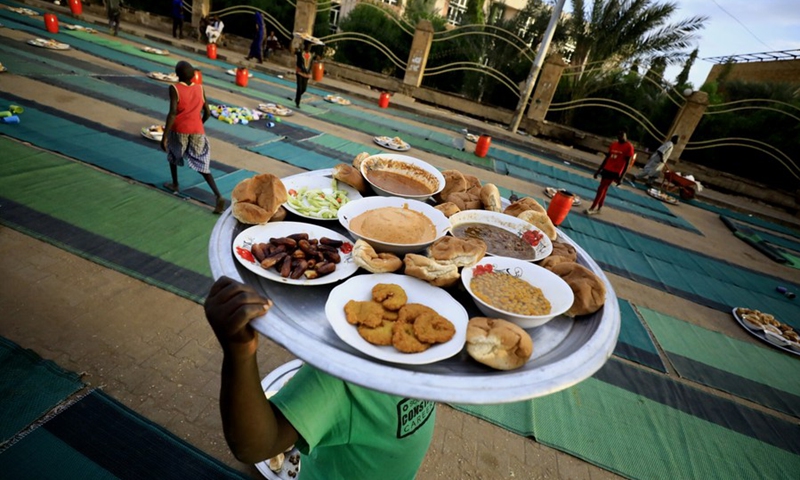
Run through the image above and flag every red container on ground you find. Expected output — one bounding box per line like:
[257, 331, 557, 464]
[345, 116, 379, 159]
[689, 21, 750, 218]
[547, 190, 575, 226]
[44, 13, 59, 34]
[206, 43, 217, 60]
[475, 135, 491, 158]
[69, 0, 83, 15]
[378, 92, 390, 108]
[235, 68, 249, 87]
[192, 69, 203, 85]
[312, 62, 324, 82]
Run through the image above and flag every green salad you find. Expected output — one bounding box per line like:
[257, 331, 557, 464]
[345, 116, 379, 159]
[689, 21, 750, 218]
[285, 179, 351, 219]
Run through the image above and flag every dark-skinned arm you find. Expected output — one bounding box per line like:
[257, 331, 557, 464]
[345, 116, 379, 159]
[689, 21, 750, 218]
[201, 86, 210, 123]
[205, 277, 299, 463]
[161, 85, 178, 152]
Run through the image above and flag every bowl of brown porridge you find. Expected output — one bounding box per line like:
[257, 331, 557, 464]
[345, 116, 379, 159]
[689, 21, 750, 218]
[359, 154, 445, 201]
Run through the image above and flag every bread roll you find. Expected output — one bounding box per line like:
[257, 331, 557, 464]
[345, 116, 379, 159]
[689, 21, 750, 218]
[504, 197, 545, 217]
[480, 183, 502, 212]
[548, 263, 606, 317]
[232, 202, 271, 225]
[517, 210, 557, 241]
[463, 174, 482, 196]
[538, 255, 572, 270]
[466, 317, 533, 370]
[352, 152, 371, 170]
[550, 241, 577, 262]
[403, 254, 460, 287]
[428, 236, 486, 267]
[435, 170, 467, 203]
[333, 163, 368, 193]
[231, 174, 288, 224]
[434, 202, 461, 218]
[446, 191, 482, 211]
[353, 239, 403, 273]
[269, 205, 287, 223]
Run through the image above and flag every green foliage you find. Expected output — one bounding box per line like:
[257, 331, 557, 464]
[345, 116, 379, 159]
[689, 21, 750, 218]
[464, 0, 485, 25]
[674, 48, 697, 88]
[333, 4, 411, 77]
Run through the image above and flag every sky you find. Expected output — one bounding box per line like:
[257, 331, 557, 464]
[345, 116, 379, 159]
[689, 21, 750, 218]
[660, 0, 800, 87]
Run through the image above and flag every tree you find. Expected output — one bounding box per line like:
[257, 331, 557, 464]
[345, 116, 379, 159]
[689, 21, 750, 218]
[464, 0, 486, 25]
[674, 47, 697, 88]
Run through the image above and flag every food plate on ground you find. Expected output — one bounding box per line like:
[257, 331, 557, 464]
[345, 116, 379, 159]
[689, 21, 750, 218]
[140, 125, 165, 141]
[465, 133, 479, 143]
[142, 46, 169, 55]
[325, 274, 469, 365]
[324, 95, 351, 106]
[449, 210, 553, 262]
[293, 32, 324, 45]
[258, 103, 293, 116]
[255, 360, 302, 480]
[226, 68, 254, 77]
[232, 222, 357, 286]
[731, 307, 800, 356]
[147, 71, 178, 82]
[27, 38, 70, 50]
[64, 24, 98, 33]
[282, 169, 361, 220]
[7, 7, 38, 15]
[373, 136, 411, 152]
[647, 187, 678, 205]
[544, 187, 582, 207]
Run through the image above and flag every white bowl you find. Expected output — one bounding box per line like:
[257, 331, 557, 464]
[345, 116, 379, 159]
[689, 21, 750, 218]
[763, 330, 791, 347]
[359, 153, 445, 200]
[449, 210, 553, 262]
[337, 196, 450, 254]
[461, 257, 574, 328]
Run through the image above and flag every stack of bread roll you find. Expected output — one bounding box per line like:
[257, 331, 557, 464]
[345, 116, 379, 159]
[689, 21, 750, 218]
[539, 241, 606, 317]
[231, 173, 288, 224]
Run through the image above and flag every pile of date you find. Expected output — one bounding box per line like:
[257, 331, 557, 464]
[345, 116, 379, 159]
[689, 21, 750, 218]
[250, 233, 347, 280]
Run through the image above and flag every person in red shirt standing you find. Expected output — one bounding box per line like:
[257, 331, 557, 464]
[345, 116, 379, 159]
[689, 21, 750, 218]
[587, 129, 635, 215]
[161, 61, 226, 214]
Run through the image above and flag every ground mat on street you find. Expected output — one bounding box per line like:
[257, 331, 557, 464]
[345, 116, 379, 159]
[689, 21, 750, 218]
[640, 307, 800, 417]
[0, 389, 249, 479]
[454, 357, 800, 479]
[0, 137, 215, 303]
[614, 300, 666, 372]
[0, 336, 84, 445]
[558, 214, 800, 330]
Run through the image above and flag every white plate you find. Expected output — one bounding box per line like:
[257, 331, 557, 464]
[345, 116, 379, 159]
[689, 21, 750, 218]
[731, 307, 800, 357]
[373, 136, 410, 152]
[647, 188, 678, 205]
[64, 24, 97, 33]
[544, 187, 582, 207]
[140, 127, 163, 141]
[257, 103, 293, 117]
[324, 95, 351, 106]
[232, 222, 357, 286]
[293, 32, 324, 45]
[142, 47, 169, 55]
[465, 133, 479, 143]
[325, 274, 468, 365]
[255, 360, 302, 480]
[449, 210, 553, 262]
[147, 72, 178, 82]
[27, 38, 69, 50]
[282, 169, 362, 220]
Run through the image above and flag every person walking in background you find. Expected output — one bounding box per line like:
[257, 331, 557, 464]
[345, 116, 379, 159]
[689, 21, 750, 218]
[105, 0, 120, 36]
[587, 129, 635, 215]
[171, 0, 184, 39]
[634, 134, 679, 184]
[161, 61, 226, 214]
[245, 12, 266, 63]
[294, 40, 313, 109]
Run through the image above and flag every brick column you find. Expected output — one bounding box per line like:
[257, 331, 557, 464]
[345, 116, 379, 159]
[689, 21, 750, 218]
[527, 55, 566, 123]
[403, 20, 434, 88]
[667, 90, 709, 162]
[292, 0, 318, 51]
[192, 0, 210, 28]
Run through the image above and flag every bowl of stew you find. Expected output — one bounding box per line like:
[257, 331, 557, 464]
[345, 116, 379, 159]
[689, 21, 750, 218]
[359, 154, 445, 201]
[449, 210, 553, 262]
[461, 257, 574, 328]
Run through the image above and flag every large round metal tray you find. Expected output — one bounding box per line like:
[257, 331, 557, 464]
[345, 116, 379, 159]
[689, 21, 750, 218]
[209, 206, 620, 405]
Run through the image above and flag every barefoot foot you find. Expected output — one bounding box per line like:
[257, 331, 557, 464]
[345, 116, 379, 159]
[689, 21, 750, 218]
[163, 182, 179, 194]
[213, 197, 226, 214]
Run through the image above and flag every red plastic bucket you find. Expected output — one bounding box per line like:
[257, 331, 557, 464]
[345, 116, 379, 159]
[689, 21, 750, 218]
[378, 92, 390, 108]
[235, 68, 249, 87]
[312, 62, 324, 82]
[192, 69, 202, 85]
[69, 0, 83, 15]
[547, 190, 575, 226]
[44, 13, 59, 34]
[206, 43, 217, 60]
[475, 135, 491, 158]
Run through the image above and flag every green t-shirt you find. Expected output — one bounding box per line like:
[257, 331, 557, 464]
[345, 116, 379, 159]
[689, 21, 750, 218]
[270, 364, 436, 480]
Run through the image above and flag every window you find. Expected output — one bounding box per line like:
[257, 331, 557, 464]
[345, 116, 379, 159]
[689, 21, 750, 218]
[447, 0, 468, 25]
[329, 3, 340, 32]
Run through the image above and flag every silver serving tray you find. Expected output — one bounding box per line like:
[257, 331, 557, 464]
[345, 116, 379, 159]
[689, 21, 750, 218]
[209, 207, 620, 404]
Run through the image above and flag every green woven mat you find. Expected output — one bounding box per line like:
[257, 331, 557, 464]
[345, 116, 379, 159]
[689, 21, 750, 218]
[0, 336, 85, 445]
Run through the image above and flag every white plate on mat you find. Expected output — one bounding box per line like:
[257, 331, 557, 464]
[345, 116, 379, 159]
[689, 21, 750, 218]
[142, 46, 169, 55]
[731, 307, 800, 357]
[27, 38, 69, 50]
[255, 360, 302, 480]
[373, 136, 410, 151]
[258, 103, 293, 116]
[544, 187, 582, 207]
[147, 72, 178, 82]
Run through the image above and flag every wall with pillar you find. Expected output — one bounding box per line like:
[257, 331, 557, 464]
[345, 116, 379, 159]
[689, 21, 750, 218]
[292, 0, 318, 51]
[191, 0, 209, 28]
[403, 20, 434, 88]
[667, 91, 709, 162]
[527, 55, 566, 123]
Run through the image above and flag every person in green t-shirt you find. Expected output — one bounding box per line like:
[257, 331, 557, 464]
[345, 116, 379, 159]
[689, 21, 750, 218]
[204, 276, 436, 480]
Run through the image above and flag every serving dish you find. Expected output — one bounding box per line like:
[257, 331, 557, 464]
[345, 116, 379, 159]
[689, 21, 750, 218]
[147, 72, 178, 82]
[731, 307, 800, 357]
[325, 274, 468, 365]
[647, 187, 678, 205]
[337, 196, 450, 255]
[64, 24, 98, 33]
[232, 222, 357, 286]
[209, 177, 620, 404]
[461, 257, 574, 328]
[255, 360, 302, 480]
[294, 31, 324, 45]
[324, 95, 351, 106]
[258, 103, 293, 117]
[359, 153, 444, 200]
[140, 125, 164, 141]
[449, 210, 553, 262]
[373, 136, 410, 152]
[142, 46, 169, 55]
[281, 169, 361, 220]
[27, 38, 69, 50]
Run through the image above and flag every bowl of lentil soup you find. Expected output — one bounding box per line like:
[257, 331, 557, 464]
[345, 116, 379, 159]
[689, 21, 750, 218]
[449, 210, 553, 262]
[461, 257, 574, 328]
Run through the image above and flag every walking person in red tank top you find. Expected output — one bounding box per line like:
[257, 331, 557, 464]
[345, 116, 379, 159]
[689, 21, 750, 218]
[586, 128, 635, 216]
[161, 61, 226, 214]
